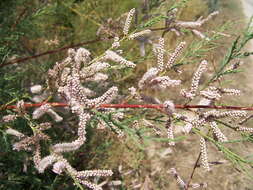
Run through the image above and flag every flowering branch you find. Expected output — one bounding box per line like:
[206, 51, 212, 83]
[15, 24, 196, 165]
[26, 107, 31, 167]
[1, 37, 107, 68]
[2, 102, 253, 111]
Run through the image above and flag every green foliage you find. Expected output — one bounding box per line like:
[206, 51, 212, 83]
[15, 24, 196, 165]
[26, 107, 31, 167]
[208, 18, 253, 84]
[0, 0, 44, 64]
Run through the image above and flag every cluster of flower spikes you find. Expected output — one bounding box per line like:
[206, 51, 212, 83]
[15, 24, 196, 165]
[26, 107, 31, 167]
[129, 30, 253, 184]
[3, 7, 164, 190]
[35, 9, 150, 188]
[135, 37, 183, 92]
[3, 100, 52, 151]
[176, 64, 252, 173]
[3, 47, 122, 189]
[166, 9, 220, 40]
[38, 44, 137, 188]
[4, 35, 137, 190]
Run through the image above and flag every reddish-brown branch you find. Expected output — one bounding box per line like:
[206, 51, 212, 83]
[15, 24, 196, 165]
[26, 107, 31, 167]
[2, 102, 253, 111]
[11, 8, 28, 30]
[186, 152, 201, 190]
[1, 37, 108, 67]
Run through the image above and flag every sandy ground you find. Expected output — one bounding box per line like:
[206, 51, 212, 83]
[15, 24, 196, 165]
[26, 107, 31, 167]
[241, 0, 253, 50]
[241, 0, 253, 25]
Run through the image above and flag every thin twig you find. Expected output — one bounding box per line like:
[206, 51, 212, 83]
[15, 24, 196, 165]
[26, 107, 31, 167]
[185, 152, 201, 190]
[214, 119, 237, 130]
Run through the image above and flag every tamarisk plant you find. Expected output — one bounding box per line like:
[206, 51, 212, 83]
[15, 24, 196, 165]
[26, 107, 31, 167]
[1, 8, 139, 190]
[1, 7, 253, 190]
